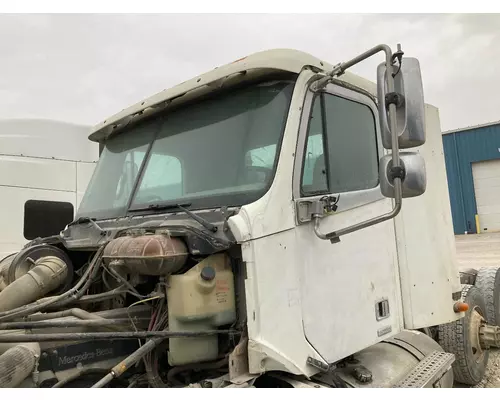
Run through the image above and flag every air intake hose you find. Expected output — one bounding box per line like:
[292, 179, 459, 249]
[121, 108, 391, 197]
[0, 256, 68, 312]
[0, 342, 40, 388]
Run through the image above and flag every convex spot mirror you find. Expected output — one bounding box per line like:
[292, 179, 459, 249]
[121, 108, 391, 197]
[377, 57, 426, 149]
[379, 152, 426, 198]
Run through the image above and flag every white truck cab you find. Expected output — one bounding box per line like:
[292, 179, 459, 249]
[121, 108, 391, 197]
[0, 44, 498, 389]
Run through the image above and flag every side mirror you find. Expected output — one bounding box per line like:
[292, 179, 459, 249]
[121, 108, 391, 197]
[377, 57, 426, 149]
[379, 152, 426, 198]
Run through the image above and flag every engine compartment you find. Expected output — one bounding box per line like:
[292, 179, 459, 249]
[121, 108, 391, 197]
[0, 229, 246, 388]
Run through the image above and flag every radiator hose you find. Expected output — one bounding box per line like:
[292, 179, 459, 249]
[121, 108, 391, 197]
[0, 256, 68, 312]
[0, 342, 40, 387]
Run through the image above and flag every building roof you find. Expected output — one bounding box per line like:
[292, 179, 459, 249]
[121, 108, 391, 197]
[443, 120, 500, 135]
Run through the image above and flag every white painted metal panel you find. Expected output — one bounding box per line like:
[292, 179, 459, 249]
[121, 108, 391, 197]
[0, 186, 75, 260]
[0, 119, 99, 258]
[297, 199, 402, 363]
[394, 105, 462, 329]
[472, 159, 500, 232]
[0, 119, 97, 162]
[0, 155, 76, 192]
[228, 71, 328, 377]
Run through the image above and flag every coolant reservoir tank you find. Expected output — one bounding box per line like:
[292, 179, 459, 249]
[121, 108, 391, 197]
[167, 253, 236, 366]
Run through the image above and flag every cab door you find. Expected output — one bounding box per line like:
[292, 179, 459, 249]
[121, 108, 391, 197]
[293, 82, 403, 364]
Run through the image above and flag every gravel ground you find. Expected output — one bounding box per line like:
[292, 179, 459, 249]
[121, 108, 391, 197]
[455, 233, 500, 271]
[455, 233, 500, 388]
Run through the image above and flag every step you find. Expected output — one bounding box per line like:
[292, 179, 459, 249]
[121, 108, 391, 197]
[393, 350, 455, 388]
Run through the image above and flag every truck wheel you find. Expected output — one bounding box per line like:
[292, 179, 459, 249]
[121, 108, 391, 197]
[437, 284, 489, 386]
[474, 267, 500, 325]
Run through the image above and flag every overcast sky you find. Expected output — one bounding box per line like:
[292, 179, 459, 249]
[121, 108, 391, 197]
[0, 13, 498, 132]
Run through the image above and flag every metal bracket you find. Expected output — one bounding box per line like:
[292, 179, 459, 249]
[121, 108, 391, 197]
[384, 92, 405, 110]
[296, 195, 338, 224]
[389, 165, 406, 182]
[307, 356, 332, 373]
[452, 290, 462, 301]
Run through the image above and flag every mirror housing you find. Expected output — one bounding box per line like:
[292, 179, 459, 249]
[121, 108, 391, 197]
[379, 152, 426, 198]
[377, 57, 426, 149]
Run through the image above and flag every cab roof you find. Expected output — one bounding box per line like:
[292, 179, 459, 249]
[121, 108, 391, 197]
[89, 48, 377, 142]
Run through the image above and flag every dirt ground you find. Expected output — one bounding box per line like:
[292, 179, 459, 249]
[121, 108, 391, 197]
[455, 233, 500, 388]
[456, 233, 500, 271]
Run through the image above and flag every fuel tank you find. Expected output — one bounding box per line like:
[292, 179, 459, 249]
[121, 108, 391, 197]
[334, 330, 454, 388]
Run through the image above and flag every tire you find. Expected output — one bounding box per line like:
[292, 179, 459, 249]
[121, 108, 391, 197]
[437, 284, 489, 386]
[475, 267, 500, 326]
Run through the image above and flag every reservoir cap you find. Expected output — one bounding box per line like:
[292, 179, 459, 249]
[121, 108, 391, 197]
[200, 266, 216, 281]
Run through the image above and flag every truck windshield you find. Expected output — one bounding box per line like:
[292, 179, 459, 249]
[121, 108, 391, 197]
[77, 79, 295, 220]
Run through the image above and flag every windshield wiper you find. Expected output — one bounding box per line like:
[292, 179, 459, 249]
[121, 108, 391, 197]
[67, 217, 106, 234]
[130, 203, 218, 233]
[129, 202, 192, 212]
[177, 204, 218, 233]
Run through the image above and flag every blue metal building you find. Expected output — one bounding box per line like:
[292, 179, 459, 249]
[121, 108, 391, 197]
[442, 121, 500, 235]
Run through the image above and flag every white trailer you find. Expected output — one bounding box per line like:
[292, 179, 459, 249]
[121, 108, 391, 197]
[0, 44, 499, 389]
[0, 118, 98, 261]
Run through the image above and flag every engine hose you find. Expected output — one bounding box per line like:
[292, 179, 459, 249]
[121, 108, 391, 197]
[0, 329, 237, 343]
[26, 307, 104, 322]
[0, 318, 148, 330]
[0, 256, 68, 312]
[17, 304, 150, 324]
[43, 248, 105, 310]
[40, 286, 128, 308]
[0, 342, 40, 388]
[0, 246, 104, 322]
[77, 286, 128, 304]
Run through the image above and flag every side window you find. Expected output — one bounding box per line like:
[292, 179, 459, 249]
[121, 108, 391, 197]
[301, 92, 378, 196]
[302, 97, 327, 194]
[24, 200, 74, 240]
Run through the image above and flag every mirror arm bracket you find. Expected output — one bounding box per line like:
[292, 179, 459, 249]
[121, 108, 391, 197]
[389, 165, 406, 183]
[312, 188, 403, 245]
[385, 92, 405, 110]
